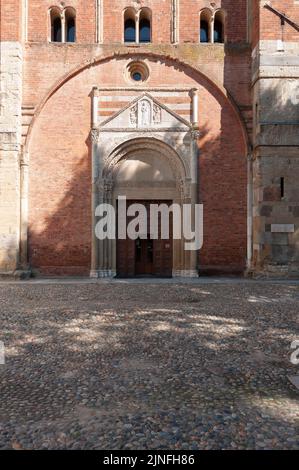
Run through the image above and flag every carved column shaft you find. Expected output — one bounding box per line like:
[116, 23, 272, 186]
[92, 88, 99, 128]
[61, 13, 66, 43]
[20, 150, 29, 270]
[171, 0, 179, 44]
[90, 129, 100, 277]
[191, 89, 199, 126]
[189, 130, 200, 276]
[96, 0, 103, 43]
[210, 16, 214, 44]
[22, 0, 28, 42]
[98, 179, 114, 277]
[247, 153, 253, 270]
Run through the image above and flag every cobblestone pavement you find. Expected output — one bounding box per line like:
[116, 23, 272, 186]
[0, 279, 298, 450]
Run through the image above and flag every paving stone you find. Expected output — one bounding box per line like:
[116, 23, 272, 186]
[0, 280, 298, 449]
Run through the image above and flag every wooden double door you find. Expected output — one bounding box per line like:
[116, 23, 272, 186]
[117, 200, 173, 278]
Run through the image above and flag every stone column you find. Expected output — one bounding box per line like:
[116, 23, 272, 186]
[106, 180, 115, 277]
[191, 89, 199, 126]
[92, 87, 99, 128]
[210, 17, 214, 44]
[136, 13, 140, 44]
[172, 194, 183, 276]
[19, 149, 29, 271]
[96, 0, 103, 43]
[97, 179, 115, 278]
[22, 0, 28, 42]
[189, 129, 200, 277]
[171, 0, 179, 43]
[90, 129, 100, 278]
[246, 153, 253, 273]
[190, 91, 200, 275]
[61, 12, 66, 43]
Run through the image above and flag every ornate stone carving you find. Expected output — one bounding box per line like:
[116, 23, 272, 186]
[153, 103, 161, 124]
[130, 104, 138, 126]
[96, 177, 113, 200]
[129, 98, 162, 128]
[139, 99, 151, 127]
[104, 178, 113, 192]
[103, 138, 189, 192]
[190, 129, 200, 140]
[178, 177, 188, 199]
[90, 128, 99, 143]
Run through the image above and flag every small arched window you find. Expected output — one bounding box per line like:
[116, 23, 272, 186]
[124, 9, 136, 42]
[200, 10, 211, 43]
[200, 20, 209, 43]
[65, 8, 76, 42]
[50, 9, 62, 42]
[139, 9, 151, 43]
[214, 11, 224, 43]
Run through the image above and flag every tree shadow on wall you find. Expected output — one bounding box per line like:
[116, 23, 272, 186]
[26, 121, 212, 277]
[20, 57, 299, 276]
[27, 149, 92, 277]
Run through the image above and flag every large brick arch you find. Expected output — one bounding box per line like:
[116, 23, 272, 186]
[27, 54, 248, 275]
[24, 52, 249, 153]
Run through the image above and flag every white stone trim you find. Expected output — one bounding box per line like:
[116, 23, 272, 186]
[173, 270, 199, 278]
[271, 224, 295, 233]
[99, 92, 191, 100]
[92, 89, 99, 127]
[191, 89, 199, 125]
[94, 86, 193, 92]
[98, 92, 192, 129]
[171, 0, 179, 43]
[96, 0, 103, 43]
[22, 0, 28, 42]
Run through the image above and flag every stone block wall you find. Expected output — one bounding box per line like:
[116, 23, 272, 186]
[251, 39, 299, 276]
[0, 42, 22, 274]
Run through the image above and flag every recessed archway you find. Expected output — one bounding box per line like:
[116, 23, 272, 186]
[93, 137, 194, 278]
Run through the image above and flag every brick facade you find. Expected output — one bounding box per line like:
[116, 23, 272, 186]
[0, 1, 298, 277]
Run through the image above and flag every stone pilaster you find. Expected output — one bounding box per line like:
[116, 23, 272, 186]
[251, 41, 299, 277]
[0, 42, 22, 276]
[90, 128, 100, 278]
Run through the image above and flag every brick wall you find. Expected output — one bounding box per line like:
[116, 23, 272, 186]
[28, 57, 247, 275]
[260, 0, 299, 43]
[179, 0, 247, 43]
[1, 1, 255, 276]
[0, 0, 21, 41]
[27, 0, 96, 43]
[103, 0, 172, 43]
[25, 0, 249, 44]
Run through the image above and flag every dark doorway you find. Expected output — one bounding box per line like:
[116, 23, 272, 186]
[135, 236, 154, 275]
[116, 200, 173, 278]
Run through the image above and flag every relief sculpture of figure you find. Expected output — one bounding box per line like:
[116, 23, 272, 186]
[153, 104, 161, 124]
[140, 100, 151, 127]
[130, 105, 138, 126]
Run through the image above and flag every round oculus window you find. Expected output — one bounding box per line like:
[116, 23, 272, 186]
[125, 61, 149, 84]
[132, 72, 142, 82]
